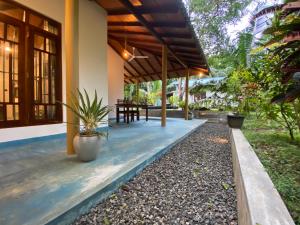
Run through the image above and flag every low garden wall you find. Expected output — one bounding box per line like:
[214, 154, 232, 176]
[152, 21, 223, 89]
[140, 109, 227, 122]
[230, 128, 295, 225]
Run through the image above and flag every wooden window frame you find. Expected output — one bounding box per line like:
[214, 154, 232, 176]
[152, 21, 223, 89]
[0, 0, 62, 129]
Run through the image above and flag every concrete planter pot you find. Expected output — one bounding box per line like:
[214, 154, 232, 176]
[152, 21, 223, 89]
[227, 114, 245, 129]
[73, 134, 101, 162]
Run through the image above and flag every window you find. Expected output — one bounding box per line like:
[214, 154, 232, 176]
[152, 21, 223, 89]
[0, 1, 62, 128]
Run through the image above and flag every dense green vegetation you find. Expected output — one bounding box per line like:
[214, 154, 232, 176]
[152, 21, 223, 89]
[243, 115, 300, 224]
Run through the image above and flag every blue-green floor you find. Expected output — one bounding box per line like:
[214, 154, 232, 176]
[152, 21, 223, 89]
[0, 118, 205, 225]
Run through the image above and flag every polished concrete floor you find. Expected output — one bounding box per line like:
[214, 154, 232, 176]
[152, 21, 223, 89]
[0, 118, 205, 225]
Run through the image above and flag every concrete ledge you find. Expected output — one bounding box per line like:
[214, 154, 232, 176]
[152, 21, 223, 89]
[230, 129, 295, 225]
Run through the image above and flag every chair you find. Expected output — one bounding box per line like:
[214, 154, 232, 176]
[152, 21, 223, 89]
[117, 99, 127, 123]
[117, 99, 139, 123]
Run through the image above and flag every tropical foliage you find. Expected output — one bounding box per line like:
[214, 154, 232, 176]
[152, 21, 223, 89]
[185, 0, 251, 55]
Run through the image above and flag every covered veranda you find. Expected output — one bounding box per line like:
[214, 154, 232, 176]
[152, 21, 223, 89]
[65, 0, 209, 154]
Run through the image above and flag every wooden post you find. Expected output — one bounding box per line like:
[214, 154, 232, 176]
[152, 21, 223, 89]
[161, 45, 167, 127]
[184, 68, 189, 120]
[65, 0, 79, 155]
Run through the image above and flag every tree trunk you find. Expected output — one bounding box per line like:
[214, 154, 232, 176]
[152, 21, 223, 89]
[280, 103, 295, 140]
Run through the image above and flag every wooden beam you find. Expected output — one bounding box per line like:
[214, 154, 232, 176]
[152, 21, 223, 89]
[108, 29, 192, 39]
[109, 30, 151, 36]
[107, 4, 179, 15]
[125, 62, 142, 77]
[65, 0, 79, 155]
[161, 45, 167, 127]
[119, 0, 188, 68]
[184, 68, 189, 120]
[125, 68, 186, 79]
[135, 49, 156, 80]
[108, 21, 186, 28]
[124, 73, 136, 83]
[109, 35, 159, 45]
[170, 61, 182, 78]
[124, 66, 137, 78]
[176, 52, 201, 57]
[139, 49, 158, 80]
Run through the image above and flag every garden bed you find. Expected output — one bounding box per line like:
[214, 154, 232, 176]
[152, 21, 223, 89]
[242, 116, 300, 225]
[73, 123, 237, 225]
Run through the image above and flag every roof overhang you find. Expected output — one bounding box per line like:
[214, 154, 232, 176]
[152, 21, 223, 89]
[96, 0, 209, 84]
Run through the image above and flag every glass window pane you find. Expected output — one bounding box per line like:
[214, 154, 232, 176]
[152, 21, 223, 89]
[0, 40, 3, 71]
[44, 20, 58, 35]
[46, 38, 56, 54]
[4, 72, 9, 102]
[34, 35, 44, 50]
[12, 44, 18, 74]
[35, 105, 45, 119]
[42, 53, 49, 77]
[0, 103, 3, 121]
[29, 14, 58, 35]
[0, 22, 4, 39]
[7, 25, 19, 42]
[34, 51, 40, 103]
[12, 80, 18, 103]
[0, 73, 3, 102]
[50, 55, 56, 104]
[6, 104, 18, 120]
[41, 53, 49, 104]
[47, 105, 55, 119]
[4, 42, 10, 72]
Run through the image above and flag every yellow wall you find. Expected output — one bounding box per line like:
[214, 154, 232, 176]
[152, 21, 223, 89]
[0, 0, 108, 142]
[108, 45, 124, 118]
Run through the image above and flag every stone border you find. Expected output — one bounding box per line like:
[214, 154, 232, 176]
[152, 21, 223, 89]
[230, 128, 295, 225]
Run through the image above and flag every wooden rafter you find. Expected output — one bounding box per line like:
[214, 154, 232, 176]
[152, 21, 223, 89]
[108, 21, 186, 28]
[99, 0, 209, 84]
[107, 4, 179, 15]
[169, 61, 181, 78]
[126, 68, 187, 79]
[108, 29, 192, 39]
[139, 49, 159, 80]
[119, 0, 188, 68]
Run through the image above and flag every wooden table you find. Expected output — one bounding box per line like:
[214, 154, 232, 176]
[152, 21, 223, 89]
[115, 103, 148, 124]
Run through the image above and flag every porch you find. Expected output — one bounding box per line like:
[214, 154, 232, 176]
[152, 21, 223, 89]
[0, 118, 205, 225]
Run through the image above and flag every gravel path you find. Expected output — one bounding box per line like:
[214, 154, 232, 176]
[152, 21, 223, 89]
[74, 123, 237, 225]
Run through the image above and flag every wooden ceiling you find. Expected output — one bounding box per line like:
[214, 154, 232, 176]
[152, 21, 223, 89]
[96, 0, 209, 84]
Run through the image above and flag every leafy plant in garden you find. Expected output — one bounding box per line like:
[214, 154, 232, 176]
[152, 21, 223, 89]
[168, 95, 179, 107]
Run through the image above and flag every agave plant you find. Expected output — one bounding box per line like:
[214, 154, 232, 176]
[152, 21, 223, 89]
[62, 89, 110, 136]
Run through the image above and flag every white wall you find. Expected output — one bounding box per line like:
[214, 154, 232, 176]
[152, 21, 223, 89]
[78, 0, 108, 107]
[0, 0, 108, 142]
[108, 46, 124, 118]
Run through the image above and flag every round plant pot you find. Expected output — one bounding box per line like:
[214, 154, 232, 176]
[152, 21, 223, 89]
[73, 134, 101, 162]
[227, 114, 245, 129]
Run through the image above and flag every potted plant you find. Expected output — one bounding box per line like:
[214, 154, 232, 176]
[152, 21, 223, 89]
[227, 100, 245, 129]
[62, 89, 110, 162]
